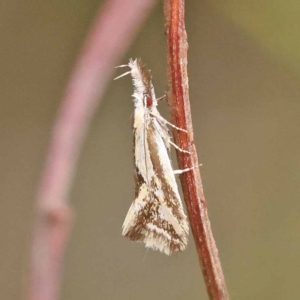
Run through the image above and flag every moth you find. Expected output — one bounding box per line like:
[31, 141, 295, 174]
[115, 58, 191, 255]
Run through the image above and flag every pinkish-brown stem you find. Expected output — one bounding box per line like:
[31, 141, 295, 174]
[27, 1, 158, 299]
[164, 1, 229, 299]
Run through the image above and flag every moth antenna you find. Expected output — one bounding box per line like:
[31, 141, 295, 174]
[114, 71, 131, 81]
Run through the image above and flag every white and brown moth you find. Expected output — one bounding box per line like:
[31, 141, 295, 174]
[115, 58, 190, 255]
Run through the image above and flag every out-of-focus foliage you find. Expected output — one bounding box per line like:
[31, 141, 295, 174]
[213, 0, 300, 74]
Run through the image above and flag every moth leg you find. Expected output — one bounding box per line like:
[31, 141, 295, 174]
[165, 119, 188, 133]
[169, 140, 191, 154]
[151, 113, 188, 133]
[173, 164, 201, 175]
[152, 116, 191, 153]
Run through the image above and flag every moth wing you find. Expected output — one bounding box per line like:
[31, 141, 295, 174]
[132, 106, 154, 183]
[122, 118, 189, 255]
[122, 175, 188, 255]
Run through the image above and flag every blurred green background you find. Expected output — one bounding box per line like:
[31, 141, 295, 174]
[1, 1, 300, 299]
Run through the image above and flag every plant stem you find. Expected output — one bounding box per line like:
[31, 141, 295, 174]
[164, 1, 229, 299]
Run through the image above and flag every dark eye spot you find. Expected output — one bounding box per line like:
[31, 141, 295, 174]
[146, 96, 153, 107]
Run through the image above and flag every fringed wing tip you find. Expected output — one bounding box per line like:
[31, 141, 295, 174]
[122, 222, 188, 255]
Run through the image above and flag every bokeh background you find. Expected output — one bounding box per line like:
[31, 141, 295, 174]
[1, 1, 300, 299]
